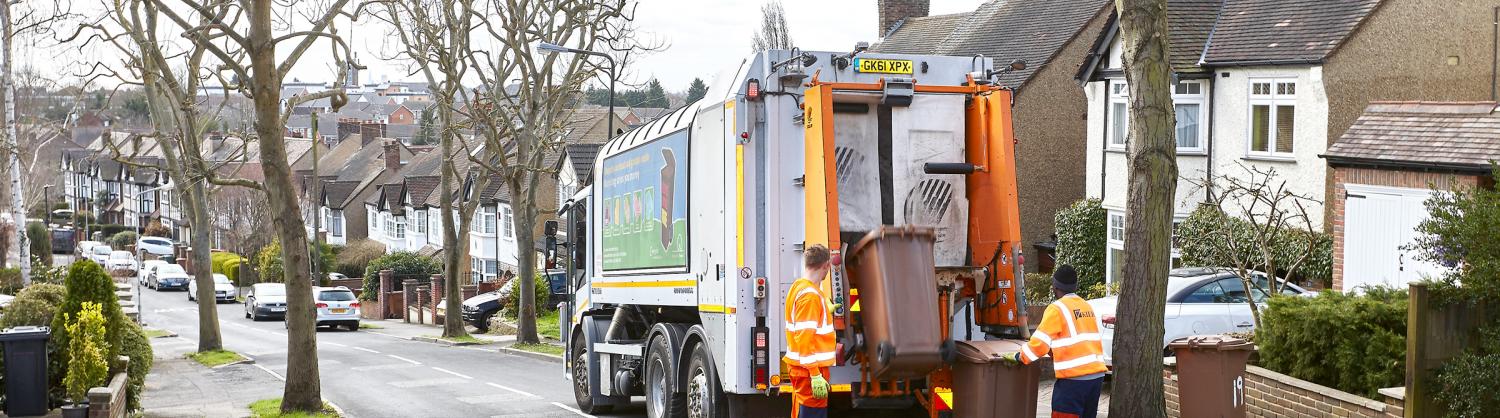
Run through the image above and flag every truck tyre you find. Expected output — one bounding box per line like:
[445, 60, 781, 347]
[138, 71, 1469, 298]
[571, 334, 614, 414]
[686, 342, 728, 418]
[647, 336, 687, 418]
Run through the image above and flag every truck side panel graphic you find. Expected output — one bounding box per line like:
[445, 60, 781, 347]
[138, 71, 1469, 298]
[600, 129, 689, 271]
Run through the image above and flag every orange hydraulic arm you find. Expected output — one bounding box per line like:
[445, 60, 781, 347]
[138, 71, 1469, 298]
[967, 89, 1029, 334]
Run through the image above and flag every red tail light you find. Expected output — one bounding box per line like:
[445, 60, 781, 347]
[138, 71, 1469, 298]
[752, 326, 769, 386]
[1101, 315, 1116, 325]
[350, 302, 360, 308]
[316, 303, 328, 309]
[746, 79, 761, 101]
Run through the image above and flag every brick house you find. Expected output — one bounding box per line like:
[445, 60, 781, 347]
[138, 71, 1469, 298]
[873, 0, 1111, 272]
[1322, 102, 1499, 291]
[1074, 0, 1499, 284]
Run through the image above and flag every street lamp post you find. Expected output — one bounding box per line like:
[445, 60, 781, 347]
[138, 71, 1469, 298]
[42, 185, 51, 226]
[537, 42, 617, 141]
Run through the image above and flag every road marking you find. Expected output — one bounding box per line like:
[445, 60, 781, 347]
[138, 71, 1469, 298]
[322, 341, 348, 348]
[485, 382, 541, 399]
[431, 367, 473, 380]
[253, 364, 286, 381]
[350, 364, 418, 372]
[456, 393, 531, 404]
[247, 350, 286, 356]
[387, 354, 421, 365]
[351, 347, 381, 354]
[551, 402, 596, 418]
[386, 378, 467, 388]
[366, 331, 407, 340]
[271, 332, 288, 337]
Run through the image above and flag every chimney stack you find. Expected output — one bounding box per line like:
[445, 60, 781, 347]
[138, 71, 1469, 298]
[878, 0, 930, 37]
[360, 120, 387, 147]
[383, 139, 402, 172]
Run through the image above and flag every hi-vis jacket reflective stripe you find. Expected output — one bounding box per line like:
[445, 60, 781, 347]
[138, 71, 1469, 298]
[783, 278, 836, 372]
[1020, 294, 1109, 379]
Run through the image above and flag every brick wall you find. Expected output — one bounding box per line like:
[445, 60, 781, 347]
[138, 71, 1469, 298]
[1329, 166, 1480, 290]
[1164, 361, 1404, 418]
[877, 0, 929, 36]
[87, 358, 130, 418]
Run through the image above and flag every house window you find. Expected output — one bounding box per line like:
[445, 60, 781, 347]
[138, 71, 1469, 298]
[1249, 78, 1297, 156]
[475, 206, 496, 234]
[502, 206, 514, 240]
[1108, 81, 1129, 148]
[384, 214, 395, 238]
[429, 210, 440, 240]
[330, 210, 344, 237]
[395, 217, 406, 239]
[1173, 81, 1206, 152]
[415, 210, 428, 234]
[369, 208, 378, 231]
[1104, 211, 1184, 285]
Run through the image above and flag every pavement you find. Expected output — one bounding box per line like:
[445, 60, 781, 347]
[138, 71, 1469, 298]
[136, 283, 646, 418]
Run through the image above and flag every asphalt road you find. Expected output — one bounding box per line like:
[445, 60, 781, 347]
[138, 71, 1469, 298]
[136, 283, 649, 418]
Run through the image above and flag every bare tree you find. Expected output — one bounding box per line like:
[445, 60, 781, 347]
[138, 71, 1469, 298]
[1189, 164, 1321, 329]
[375, 0, 483, 339]
[456, 0, 642, 344]
[1111, 0, 1177, 416]
[136, 0, 362, 412]
[2, 0, 73, 282]
[750, 0, 793, 52]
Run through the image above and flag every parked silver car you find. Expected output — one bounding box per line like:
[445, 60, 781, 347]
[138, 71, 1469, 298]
[245, 283, 288, 321]
[188, 274, 238, 303]
[136, 236, 175, 257]
[302, 286, 360, 331]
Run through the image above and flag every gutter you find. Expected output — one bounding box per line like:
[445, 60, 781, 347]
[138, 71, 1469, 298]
[1200, 58, 1325, 68]
[1319, 154, 1493, 175]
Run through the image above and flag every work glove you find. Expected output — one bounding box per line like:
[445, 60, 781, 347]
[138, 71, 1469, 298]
[999, 352, 1022, 365]
[810, 374, 830, 400]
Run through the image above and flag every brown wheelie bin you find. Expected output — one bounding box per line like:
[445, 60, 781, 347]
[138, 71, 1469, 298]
[846, 225, 946, 380]
[952, 340, 1041, 418]
[1169, 335, 1255, 418]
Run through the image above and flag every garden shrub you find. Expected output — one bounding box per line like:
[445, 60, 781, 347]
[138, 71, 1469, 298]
[48, 262, 124, 405]
[0, 268, 19, 295]
[1177, 205, 1333, 287]
[211, 252, 247, 284]
[335, 239, 385, 278]
[97, 224, 131, 241]
[119, 321, 152, 411]
[107, 231, 139, 251]
[1023, 273, 1054, 306]
[1054, 199, 1106, 290]
[142, 220, 170, 237]
[62, 302, 108, 406]
[1, 283, 67, 328]
[503, 273, 554, 319]
[27, 222, 51, 266]
[1256, 287, 1406, 398]
[361, 251, 441, 301]
[257, 240, 335, 284]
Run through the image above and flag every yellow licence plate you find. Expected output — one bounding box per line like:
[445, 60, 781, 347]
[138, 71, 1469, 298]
[331, 308, 348, 314]
[854, 58, 913, 74]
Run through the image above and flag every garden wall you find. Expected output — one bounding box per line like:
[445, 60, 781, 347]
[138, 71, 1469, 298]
[1163, 361, 1404, 418]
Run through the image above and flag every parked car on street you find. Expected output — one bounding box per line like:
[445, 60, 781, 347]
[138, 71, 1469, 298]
[150, 263, 192, 291]
[458, 271, 563, 333]
[77, 240, 103, 258]
[136, 237, 175, 257]
[106, 250, 138, 273]
[244, 283, 288, 321]
[292, 286, 360, 331]
[88, 244, 113, 264]
[189, 274, 238, 303]
[1089, 267, 1308, 365]
[138, 260, 168, 285]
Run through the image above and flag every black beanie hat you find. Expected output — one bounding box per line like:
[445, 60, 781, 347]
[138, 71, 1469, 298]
[1052, 264, 1079, 293]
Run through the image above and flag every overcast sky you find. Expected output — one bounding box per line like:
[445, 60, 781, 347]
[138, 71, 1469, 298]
[26, 0, 986, 94]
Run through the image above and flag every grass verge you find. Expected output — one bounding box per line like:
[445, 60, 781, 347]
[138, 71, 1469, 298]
[188, 350, 248, 367]
[511, 342, 565, 357]
[248, 398, 339, 418]
[537, 310, 560, 340]
[143, 329, 174, 339]
[358, 323, 384, 330]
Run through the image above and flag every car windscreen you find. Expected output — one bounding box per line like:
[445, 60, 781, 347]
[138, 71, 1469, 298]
[318, 291, 355, 302]
[157, 265, 186, 275]
[142, 238, 171, 245]
[256, 286, 286, 296]
[214, 276, 232, 285]
[93, 247, 112, 255]
[110, 252, 132, 259]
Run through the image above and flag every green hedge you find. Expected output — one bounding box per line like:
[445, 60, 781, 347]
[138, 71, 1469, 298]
[211, 252, 247, 285]
[27, 222, 51, 266]
[361, 252, 441, 301]
[1177, 205, 1333, 287]
[120, 321, 152, 411]
[108, 231, 139, 251]
[1054, 199, 1107, 290]
[1257, 288, 1406, 398]
[335, 240, 386, 279]
[97, 224, 131, 241]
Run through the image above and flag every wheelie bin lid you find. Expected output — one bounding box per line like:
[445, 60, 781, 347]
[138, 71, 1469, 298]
[1167, 335, 1254, 351]
[954, 340, 1027, 364]
[848, 225, 937, 258]
[0, 326, 50, 341]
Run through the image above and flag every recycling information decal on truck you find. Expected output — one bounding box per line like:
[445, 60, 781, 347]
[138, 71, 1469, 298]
[600, 129, 689, 271]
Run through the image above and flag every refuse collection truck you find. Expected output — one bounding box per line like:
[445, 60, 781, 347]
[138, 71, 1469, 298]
[552, 47, 1033, 418]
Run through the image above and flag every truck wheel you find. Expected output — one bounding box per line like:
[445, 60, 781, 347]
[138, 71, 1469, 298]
[571, 334, 614, 414]
[647, 336, 687, 418]
[686, 343, 727, 418]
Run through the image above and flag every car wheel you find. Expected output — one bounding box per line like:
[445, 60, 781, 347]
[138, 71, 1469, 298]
[571, 332, 615, 415]
[474, 312, 494, 334]
[646, 335, 687, 418]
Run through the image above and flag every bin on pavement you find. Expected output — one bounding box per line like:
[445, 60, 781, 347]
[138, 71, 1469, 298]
[1, 326, 52, 417]
[1169, 335, 1255, 418]
[952, 339, 1041, 418]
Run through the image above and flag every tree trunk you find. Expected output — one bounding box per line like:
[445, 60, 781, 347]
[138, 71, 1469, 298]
[439, 108, 469, 339]
[511, 174, 539, 345]
[246, 0, 319, 412]
[188, 181, 223, 351]
[1110, 0, 1177, 416]
[1, 0, 28, 284]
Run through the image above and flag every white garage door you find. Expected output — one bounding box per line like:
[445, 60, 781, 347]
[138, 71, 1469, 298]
[1342, 184, 1446, 292]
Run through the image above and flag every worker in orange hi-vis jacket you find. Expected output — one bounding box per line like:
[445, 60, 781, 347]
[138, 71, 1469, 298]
[1010, 265, 1109, 418]
[784, 244, 837, 418]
